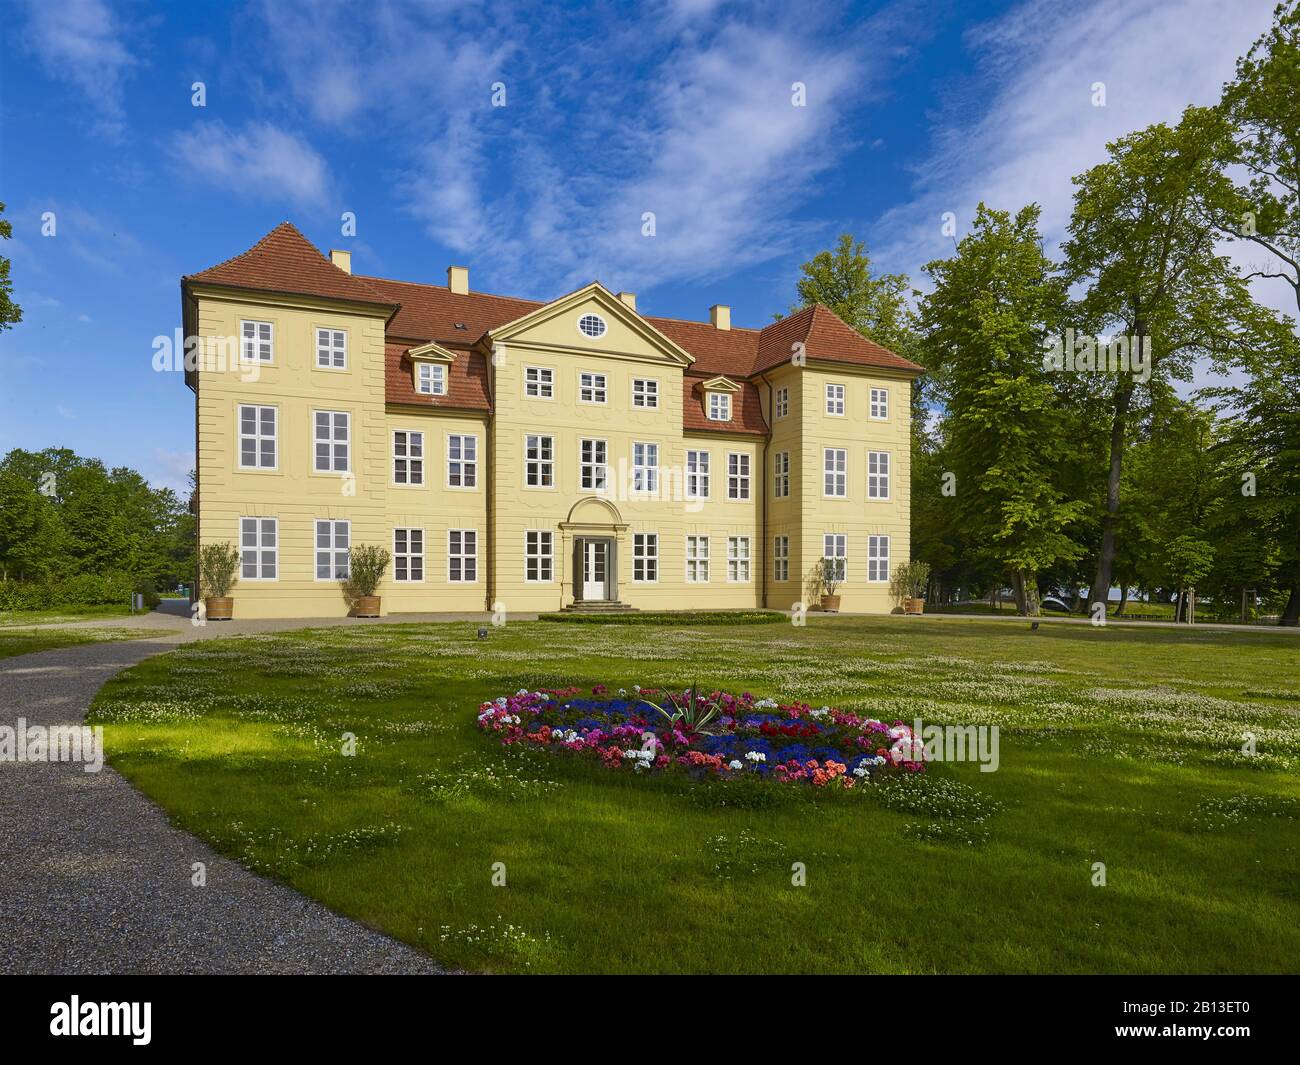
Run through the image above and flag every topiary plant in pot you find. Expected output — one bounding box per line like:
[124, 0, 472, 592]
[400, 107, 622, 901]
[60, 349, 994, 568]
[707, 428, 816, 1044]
[819, 557, 843, 612]
[344, 544, 391, 618]
[890, 560, 932, 615]
[198, 542, 240, 620]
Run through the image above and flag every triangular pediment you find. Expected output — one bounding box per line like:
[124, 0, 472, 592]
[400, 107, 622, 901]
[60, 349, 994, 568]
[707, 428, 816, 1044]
[697, 374, 742, 393]
[407, 340, 458, 363]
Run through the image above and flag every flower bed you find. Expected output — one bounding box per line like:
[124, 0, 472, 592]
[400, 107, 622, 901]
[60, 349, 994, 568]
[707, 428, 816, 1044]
[476, 686, 926, 788]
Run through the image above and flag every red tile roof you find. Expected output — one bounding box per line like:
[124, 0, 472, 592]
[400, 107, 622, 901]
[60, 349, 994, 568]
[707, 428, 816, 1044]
[186, 225, 925, 432]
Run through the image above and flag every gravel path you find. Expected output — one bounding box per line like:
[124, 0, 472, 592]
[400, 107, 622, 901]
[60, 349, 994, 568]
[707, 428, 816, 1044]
[0, 635, 445, 974]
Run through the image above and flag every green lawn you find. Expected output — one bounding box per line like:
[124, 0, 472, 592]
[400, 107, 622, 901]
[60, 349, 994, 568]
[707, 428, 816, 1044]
[0, 603, 145, 627]
[88, 617, 1300, 974]
[0, 626, 176, 659]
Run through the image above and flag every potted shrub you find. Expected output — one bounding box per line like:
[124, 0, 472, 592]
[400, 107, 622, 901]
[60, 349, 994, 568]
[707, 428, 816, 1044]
[345, 544, 391, 618]
[198, 542, 240, 621]
[890, 560, 932, 615]
[819, 557, 843, 613]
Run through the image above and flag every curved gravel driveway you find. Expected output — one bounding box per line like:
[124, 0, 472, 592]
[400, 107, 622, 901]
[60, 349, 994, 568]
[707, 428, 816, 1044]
[0, 633, 446, 974]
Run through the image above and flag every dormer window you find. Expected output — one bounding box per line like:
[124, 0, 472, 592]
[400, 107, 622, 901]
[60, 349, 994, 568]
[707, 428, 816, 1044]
[708, 393, 731, 421]
[417, 362, 446, 395]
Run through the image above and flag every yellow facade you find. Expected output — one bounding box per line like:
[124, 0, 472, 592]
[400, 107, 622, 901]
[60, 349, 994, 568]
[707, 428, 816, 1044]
[186, 254, 916, 618]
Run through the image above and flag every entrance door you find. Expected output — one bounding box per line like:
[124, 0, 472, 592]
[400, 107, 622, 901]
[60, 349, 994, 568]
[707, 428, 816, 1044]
[582, 539, 609, 600]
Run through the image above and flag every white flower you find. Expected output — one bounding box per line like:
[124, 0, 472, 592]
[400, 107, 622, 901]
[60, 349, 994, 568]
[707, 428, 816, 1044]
[745, 751, 766, 763]
[618, 688, 628, 696]
[853, 765, 870, 778]
[516, 688, 528, 696]
[755, 698, 777, 709]
[633, 685, 642, 693]
[728, 760, 743, 771]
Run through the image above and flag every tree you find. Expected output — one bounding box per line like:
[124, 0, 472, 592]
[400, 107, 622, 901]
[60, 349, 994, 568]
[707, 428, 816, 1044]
[0, 202, 21, 332]
[916, 203, 1084, 614]
[1062, 106, 1282, 615]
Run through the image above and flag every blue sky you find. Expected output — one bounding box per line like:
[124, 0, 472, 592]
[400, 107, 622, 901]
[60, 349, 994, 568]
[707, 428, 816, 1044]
[0, 0, 1281, 493]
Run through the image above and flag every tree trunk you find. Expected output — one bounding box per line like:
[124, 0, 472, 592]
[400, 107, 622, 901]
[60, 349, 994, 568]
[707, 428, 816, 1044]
[1011, 571, 1027, 616]
[1281, 584, 1300, 627]
[1091, 376, 1137, 615]
[1116, 584, 1129, 617]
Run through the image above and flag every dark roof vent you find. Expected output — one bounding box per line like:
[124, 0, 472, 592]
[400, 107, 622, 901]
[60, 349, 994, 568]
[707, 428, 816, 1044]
[454, 322, 468, 330]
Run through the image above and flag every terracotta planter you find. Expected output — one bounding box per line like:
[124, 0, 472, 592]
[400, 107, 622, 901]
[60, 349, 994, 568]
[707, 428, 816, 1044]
[820, 594, 841, 613]
[353, 595, 381, 618]
[205, 596, 233, 621]
[904, 597, 925, 615]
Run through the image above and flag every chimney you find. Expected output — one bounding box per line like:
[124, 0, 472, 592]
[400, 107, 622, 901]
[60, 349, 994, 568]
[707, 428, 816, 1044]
[617, 291, 637, 310]
[447, 266, 469, 294]
[329, 249, 352, 274]
[710, 304, 731, 330]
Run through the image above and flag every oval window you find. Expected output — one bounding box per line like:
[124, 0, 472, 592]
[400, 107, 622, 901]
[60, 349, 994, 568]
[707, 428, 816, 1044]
[578, 313, 607, 338]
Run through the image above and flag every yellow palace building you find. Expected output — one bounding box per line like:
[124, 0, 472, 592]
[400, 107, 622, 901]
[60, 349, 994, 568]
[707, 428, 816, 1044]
[182, 223, 923, 618]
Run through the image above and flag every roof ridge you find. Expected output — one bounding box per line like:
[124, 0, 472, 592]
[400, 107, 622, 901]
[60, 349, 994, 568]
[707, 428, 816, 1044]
[181, 220, 297, 281]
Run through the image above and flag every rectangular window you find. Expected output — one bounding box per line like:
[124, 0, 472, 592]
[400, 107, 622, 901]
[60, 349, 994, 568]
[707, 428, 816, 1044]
[633, 441, 658, 493]
[393, 430, 424, 486]
[447, 434, 477, 488]
[315, 519, 350, 580]
[448, 529, 478, 582]
[240, 319, 273, 362]
[685, 449, 710, 499]
[773, 450, 790, 498]
[579, 371, 607, 404]
[525, 530, 554, 582]
[708, 392, 731, 421]
[870, 387, 889, 420]
[416, 363, 446, 395]
[773, 535, 789, 582]
[727, 453, 751, 500]
[633, 533, 658, 582]
[824, 447, 847, 497]
[775, 387, 789, 419]
[823, 534, 847, 582]
[686, 535, 710, 583]
[525, 434, 554, 487]
[580, 439, 608, 491]
[316, 327, 346, 369]
[314, 410, 350, 473]
[393, 528, 424, 582]
[868, 450, 890, 500]
[868, 535, 890, 582]
[632, 378, 659, 408]
[239, 517, 277, 580]
[727, 536, 751, 582]
[525, 366, 554, 398]
[826, 383, 846, 416]
[238, 404, 276, 469]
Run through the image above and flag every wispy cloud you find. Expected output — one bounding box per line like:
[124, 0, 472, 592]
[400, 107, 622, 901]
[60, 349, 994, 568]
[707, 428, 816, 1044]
[170, 122, 333, 209]
[19, 0, 137, 139]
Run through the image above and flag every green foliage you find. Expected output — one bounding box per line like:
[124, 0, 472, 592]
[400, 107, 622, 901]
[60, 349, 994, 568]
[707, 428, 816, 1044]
[344, 544, 391, 598]
[819, 556, 842, 597]
[889, 560, 931, 605]
[0, 202, 20, 332]
[0, 572, 136, 611]
[198, 542, 240, 598]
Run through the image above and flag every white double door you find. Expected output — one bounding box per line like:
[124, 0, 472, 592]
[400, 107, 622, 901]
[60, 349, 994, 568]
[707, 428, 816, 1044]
[582, 539, 610, 600]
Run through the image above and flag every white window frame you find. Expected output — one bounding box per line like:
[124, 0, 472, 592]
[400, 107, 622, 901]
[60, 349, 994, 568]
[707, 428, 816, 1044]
[632, 378, 659, 409]
[686, 535, 710, 583]
[868, 535, 891, 582]
[727, 452, 751, 501]
[579, 371, 607, 404]
[448, 529, 478, 583]
[239, 517, 278, 581]
[633, 441, 658, 493]
[824, 447, 847, 497]
[578, 313, 607, 339]
[525, 530, 554, 583]
[416, 362, 447, 396]
[525, 434, 555, 488]
[773, 450, 790, 498]
[525, 365, 554, 399]
[315, 327, 347, 370]
[727, 536, 751, 583]
[240, 319, 273, 363]
[393, 527, 425, 583]
[237, 404, 277, 470]
[707, 392, 731, 421]
[870, 387, 889, 420]
[315, 519, 350, 581]
[825, 383, 846, 416]
[773, 535, 789, 582]
[775, 387, 789, 419]
[393, 430, 424, 486]
[685, 449, 710, 500]
[633, 533, 658, 583]
[823, 533, 847, 583]
[868, 450, 890, 500]
[447, 433, 478, 489]
[580, 438, 608, 491]
[313, 410, 350, 473]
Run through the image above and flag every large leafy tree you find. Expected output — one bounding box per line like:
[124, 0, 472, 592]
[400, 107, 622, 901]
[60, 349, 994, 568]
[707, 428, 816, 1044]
[0, 202, 21, 332]
[917, 203, 1084, 614]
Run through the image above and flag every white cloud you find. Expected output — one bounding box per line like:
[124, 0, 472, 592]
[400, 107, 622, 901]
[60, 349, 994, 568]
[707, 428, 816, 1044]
[171, 122, 333, 208]
[150, 448, 195, 494]
[20, 0, 137, 139]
